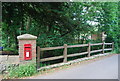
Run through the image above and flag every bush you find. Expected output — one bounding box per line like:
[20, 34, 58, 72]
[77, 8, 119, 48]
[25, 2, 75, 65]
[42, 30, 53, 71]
[3, 48, 18, 54]
[114, 42, 120, 53]
[7, 63, 37, 78]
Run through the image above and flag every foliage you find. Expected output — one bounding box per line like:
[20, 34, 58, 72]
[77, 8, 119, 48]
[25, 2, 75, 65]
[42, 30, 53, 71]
[3, 48, 18, 54]
[1, 2, 120, 54]
[101, 2, 119, 53]
[7, 63, 37, 78]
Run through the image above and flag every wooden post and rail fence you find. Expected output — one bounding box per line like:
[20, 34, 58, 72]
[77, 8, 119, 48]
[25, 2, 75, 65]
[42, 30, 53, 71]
[37, 42, 114, 69]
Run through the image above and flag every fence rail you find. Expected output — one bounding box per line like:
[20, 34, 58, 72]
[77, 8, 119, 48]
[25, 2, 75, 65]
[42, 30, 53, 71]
[67, 44, 88, 48]
[67, 52, 88, 58]
[37, 42, 114, 69]
[90, 43, 103, 46]
[90, 49, 103, 53]
[40, 46, 64, 51]
[40, 55, 64, 62]
[105, 43, 112, 45]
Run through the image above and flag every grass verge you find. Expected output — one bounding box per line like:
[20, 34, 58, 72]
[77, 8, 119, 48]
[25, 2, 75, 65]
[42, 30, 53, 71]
[4, 63, 37, 79]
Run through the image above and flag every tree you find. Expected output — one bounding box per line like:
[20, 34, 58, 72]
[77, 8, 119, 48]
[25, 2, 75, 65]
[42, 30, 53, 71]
[2, 2, 119, 53]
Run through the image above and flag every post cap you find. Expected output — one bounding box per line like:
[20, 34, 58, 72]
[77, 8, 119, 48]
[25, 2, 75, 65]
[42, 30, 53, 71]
[17, 34, 37, 40]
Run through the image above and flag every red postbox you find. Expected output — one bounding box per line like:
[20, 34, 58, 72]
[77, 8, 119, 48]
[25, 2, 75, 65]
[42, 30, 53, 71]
[24, 44, 32, 60]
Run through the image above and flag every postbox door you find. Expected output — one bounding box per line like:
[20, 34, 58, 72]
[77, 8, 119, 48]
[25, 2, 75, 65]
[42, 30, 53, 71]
[24, 44, 32, 60]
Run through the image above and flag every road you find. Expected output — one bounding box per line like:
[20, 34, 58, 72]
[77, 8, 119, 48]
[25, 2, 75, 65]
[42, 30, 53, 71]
[31, 54, 118, 79]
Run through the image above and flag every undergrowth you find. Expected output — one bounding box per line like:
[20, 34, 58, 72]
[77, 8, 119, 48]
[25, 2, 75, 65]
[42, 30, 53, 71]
[6, 63, 37, 79]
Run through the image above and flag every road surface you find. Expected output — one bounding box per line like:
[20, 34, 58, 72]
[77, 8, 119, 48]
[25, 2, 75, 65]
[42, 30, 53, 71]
[30, 54, 118, 79]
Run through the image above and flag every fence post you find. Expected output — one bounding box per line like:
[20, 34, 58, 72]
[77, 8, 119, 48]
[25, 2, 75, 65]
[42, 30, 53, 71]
[37, 46, 40, 69]
[112, 42, 114, 51]
[88, 42, 91, 57]
[63, 44, 67, 63]
[102, 42, 105, 54]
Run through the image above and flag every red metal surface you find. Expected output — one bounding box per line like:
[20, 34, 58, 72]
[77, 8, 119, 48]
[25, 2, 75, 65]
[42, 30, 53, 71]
[24, 44, 32, 60]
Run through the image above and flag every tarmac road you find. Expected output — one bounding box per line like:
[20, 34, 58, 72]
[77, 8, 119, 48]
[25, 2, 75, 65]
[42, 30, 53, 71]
[31, 54, 118, 79]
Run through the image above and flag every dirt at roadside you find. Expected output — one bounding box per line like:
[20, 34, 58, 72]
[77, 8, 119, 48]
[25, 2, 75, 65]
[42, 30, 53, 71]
[0, 74, 3, 81]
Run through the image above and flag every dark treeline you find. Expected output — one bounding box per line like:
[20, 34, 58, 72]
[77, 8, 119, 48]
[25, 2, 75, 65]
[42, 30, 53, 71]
[1, 2, 120, 53]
